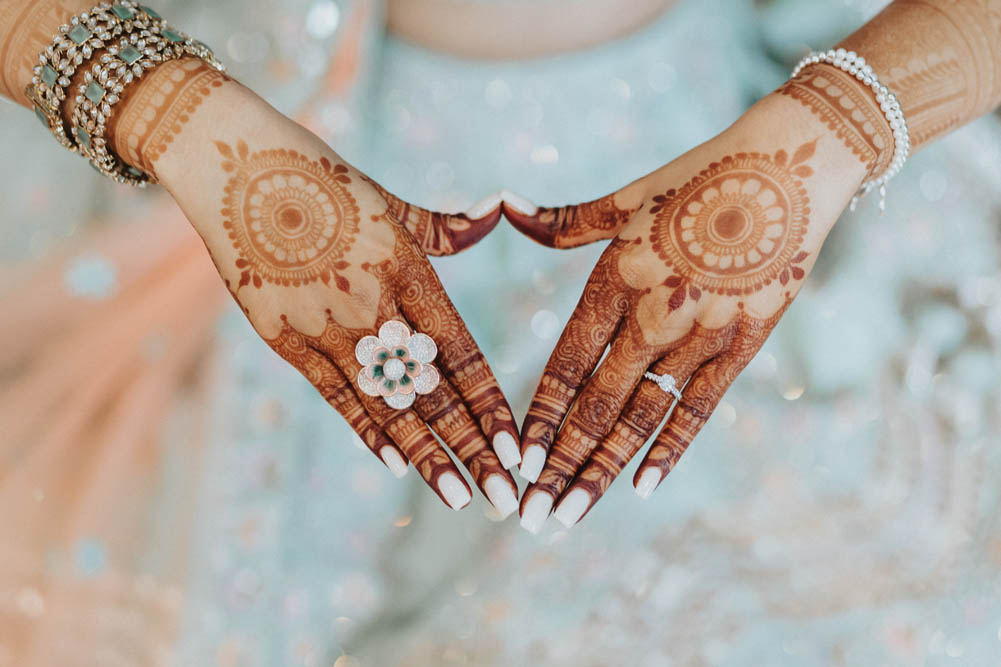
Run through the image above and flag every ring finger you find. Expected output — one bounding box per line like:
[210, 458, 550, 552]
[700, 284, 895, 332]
[550, 332, 722, 528]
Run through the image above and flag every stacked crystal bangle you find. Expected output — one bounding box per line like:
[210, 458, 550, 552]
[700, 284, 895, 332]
[791, 48, 910, 212]
[71, 32, 171, 184]
[25, 3, 133, 152]
[24, 1, 225, 187]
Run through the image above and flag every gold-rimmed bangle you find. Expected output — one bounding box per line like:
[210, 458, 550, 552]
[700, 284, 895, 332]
[26, 1, 225, 185]
[26, 1, 159, 152]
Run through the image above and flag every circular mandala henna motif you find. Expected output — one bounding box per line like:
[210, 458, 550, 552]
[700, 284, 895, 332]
[650, 152, 810, 296]
[221, 145, 360, 288]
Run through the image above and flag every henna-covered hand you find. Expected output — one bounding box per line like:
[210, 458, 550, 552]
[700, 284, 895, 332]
[503, 66, 889, 532]
[115, 61, 522, 516]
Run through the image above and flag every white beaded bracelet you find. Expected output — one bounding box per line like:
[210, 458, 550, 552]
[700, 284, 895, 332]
[791, 48, 910, 213]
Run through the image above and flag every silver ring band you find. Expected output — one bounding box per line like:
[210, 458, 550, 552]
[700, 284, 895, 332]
[644, 371, 682, 401]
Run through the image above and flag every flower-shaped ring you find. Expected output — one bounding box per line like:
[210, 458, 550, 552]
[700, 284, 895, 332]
[355, 320, 441, 409]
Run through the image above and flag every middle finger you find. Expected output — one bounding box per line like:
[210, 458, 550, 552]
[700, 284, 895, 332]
[519, 332, 655, 533]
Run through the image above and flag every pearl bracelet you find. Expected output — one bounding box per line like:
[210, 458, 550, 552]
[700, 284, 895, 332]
[792, 48, 910, 212]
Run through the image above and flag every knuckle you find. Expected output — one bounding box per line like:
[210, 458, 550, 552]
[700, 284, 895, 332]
[569, 392, 619, 438]
[623, 397, 663, 435]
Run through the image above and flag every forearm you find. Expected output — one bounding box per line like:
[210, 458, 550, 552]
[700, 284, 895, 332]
[707, 0, 1001, 224]
[837, 0, 1001, 151]
[0, 0, 93, 105]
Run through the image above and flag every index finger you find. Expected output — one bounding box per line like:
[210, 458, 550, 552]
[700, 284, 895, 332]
[393, 248, 523, 469]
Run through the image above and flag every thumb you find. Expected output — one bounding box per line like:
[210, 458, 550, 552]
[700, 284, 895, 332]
[374, 184, 503, 257]
[500, 184, 643, 250]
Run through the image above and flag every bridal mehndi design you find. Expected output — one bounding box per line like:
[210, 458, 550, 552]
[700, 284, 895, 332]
[216, 140, 360, 290]
[5, 0, 1001, 527]
[503, 32, 919, 528]
[508, 139, 831, 531]
[210, 136, 520, 514]
[648, 141, 816, 299]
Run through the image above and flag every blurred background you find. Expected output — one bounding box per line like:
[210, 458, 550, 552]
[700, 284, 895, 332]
[2, 0, 1001, 664]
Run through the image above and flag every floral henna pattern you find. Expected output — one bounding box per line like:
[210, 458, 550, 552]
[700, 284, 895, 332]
[778, 66, 893, 180]
[649, 140, 816, 307]
[216, 140, 360, 290]
[268, 318, 400, 457]
[636, 305, 788, 487]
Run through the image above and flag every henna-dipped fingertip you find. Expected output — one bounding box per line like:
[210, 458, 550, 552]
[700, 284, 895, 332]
[484, 475, 519, 519]
[518, 445, 546, 483]
[464, 192, 503, 220]
[437, 472, 472, 510]
[519, 492, 554, 535]
[492, 431, 522, 469]
[500, 189, 539, 216]
[553, 488, 591, 529]
[635, 468, 664, 500]
[380, 446, 409, 479]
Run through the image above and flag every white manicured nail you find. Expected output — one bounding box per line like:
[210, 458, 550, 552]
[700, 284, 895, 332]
[437, 472, 471, 510]
[635, 468, 662, 500]
[519, 492, 554, 534]
[553, 488, 591, 528]
[500, 189, 539, 216]
[464, 192, 502, 219]
[492, 432, 521, 468]
[518, 445, 546, 483]
[484, 475, 519, 519]
[380, 447, 408, 479]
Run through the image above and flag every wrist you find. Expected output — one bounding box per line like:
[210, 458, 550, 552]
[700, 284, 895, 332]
[722, 68, 890, 204]
[106, 57, 233, 182]
[698, 81, 876, 232]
